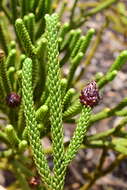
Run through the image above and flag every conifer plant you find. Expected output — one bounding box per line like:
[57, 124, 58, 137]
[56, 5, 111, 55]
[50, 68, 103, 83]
[0, 0, 127, 190]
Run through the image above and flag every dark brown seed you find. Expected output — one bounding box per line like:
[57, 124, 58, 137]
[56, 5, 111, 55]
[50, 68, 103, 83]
[28, 176, 41, 187]
[79, 81, 100, 107]
[6, 92, 21, 108]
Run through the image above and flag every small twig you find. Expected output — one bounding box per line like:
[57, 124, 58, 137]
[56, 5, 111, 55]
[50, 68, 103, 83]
[70, 0, 79, 25]
[80, 154, 125, 190]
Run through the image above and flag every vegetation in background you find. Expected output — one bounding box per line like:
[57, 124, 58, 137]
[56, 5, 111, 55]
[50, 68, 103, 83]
[0, 0, 127, 189]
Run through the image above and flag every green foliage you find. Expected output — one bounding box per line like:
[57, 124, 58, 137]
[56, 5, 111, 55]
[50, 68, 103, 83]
[0, 0, 127, 190]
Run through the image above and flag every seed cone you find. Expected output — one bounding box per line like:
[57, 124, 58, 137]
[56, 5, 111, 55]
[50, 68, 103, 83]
[6, 92, 21, 108]
[79, 81, 100, 107]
